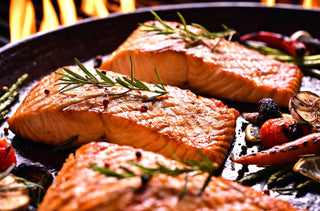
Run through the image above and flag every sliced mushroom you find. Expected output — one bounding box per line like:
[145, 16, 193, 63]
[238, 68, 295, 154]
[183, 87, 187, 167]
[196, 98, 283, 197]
[0, 173, 30, 211]
[289, 91, 320, 132]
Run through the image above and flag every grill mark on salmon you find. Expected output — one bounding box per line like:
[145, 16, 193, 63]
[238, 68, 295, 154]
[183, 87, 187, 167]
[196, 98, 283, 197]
[101, 21, 303, 106]
[38, 142, 301, 211]
[8, 66, 239, 166]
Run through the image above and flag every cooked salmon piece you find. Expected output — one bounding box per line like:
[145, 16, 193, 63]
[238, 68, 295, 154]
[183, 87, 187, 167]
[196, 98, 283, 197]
[7, 66, 239, 166]
[101, 20, 303, 107]
[38, 142, 300, 211]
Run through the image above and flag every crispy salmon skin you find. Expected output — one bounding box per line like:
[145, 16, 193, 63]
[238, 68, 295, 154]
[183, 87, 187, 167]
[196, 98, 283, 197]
[7, 66, 239, 166]
[101, 20, 303, 106]
[38, 142, 301, 211]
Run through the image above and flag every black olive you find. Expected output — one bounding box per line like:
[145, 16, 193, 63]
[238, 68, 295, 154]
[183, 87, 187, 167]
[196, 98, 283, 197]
[257, 98, 282, 126]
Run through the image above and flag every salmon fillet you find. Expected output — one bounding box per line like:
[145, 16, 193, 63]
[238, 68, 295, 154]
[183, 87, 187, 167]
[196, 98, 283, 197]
[38, 142, 300, 211]
[101, 21, 303, 107]
[7, 66, 239, 166]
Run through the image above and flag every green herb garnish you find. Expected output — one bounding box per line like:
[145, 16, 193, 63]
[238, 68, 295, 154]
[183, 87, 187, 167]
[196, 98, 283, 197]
[0, 163, 44, 191]
[54, 57, 168, 102]
[245, 43, 320, 79]
[89, 150, 217, 198]
[53, 135, 79, 151]
[139, 11, 236, 51]
[0, 73, 28, 121]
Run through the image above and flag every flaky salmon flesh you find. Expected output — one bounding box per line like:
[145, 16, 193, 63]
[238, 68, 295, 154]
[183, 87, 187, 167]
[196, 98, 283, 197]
[101, 21, 303, 107]
[7, 66, 239, 166]
[38, 142, 301, 211]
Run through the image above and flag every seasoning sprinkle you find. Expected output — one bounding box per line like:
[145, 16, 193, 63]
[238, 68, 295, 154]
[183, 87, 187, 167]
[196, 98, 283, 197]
[140, 174, 151, 186]
[140, 105, 148, 112]
[135, 151, 142, 160]
[103, 99, 109, 108]
[263, 188, 270, 195]
[94, 55, 103, 68]
[104, 161, 110, 168]
[3, 127, 9, 136]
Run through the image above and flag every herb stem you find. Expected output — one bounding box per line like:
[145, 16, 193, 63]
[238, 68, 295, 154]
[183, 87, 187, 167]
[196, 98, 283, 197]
[55, 58, 168, 102]
[90, 150, 217, 199]
[140, 11, 235, 51]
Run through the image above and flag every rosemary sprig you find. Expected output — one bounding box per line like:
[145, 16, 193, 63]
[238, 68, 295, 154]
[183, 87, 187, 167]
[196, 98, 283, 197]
[0, 163, 15, 181]
[90, 150, 217, 198]
[0, 164, 44, 191]
[139, 11, 236, 51]
[53, 135, 79, 151]
[54, 58, 168, 102]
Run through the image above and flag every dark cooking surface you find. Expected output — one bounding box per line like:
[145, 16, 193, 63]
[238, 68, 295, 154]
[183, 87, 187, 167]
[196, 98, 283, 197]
[1, 2, 320, 210]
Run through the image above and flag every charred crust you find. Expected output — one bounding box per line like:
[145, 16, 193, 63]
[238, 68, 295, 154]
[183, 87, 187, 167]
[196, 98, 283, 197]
[269, 150, 277, 155]
[312, 138, 320, 144]
[288, 145, 299, 151]
[302, 140, 309, 147]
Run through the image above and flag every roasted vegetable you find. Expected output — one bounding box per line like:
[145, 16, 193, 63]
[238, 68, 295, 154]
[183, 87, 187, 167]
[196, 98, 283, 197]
[260, 118, 311, 148]
[0, 138, 17, 171]
[290, 30, 320, 55]
[0, 172, 30, 211]
[257, 98, 282, 126]
[232, 133, 320, 165]
[289, 91, 320, 132]
[240, 31, 307, 57]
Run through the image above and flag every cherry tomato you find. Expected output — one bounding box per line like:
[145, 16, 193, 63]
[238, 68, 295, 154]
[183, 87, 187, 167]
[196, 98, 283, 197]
[0, 137, 17, 171]
[260, 118, 311, 148]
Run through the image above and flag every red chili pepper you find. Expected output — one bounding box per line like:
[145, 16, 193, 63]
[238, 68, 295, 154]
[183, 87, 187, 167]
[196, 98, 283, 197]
[0, 137, 17, 171]
[260, 118, 311, 149]
[240, 31, 307, 58]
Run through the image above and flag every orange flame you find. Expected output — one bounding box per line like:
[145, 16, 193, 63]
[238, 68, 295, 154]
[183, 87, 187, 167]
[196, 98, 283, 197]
[9, 0, 36, 42]
[9, 0, 135, 43]
[120, 0, 135, 13]
[302, 0, 318, 9]
[81, 0, 109, 17]
[261, 0, 275, 6]
[40, 0, 60, 31]
[57, 0, 78, 25]
[261, 0, 319, 8]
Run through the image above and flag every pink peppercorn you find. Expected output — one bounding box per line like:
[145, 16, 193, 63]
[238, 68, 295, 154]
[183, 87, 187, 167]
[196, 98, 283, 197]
[140, 105, 148, 112]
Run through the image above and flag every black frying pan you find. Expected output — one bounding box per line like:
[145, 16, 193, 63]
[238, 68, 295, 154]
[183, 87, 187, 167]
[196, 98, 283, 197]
[1, 2, 320, 210]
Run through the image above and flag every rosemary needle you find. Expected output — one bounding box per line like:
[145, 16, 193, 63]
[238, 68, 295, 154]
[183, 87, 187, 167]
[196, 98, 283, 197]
[140, 11, 236, 51]
[54, 58, 168, 102]
[89, 150, 218, 198]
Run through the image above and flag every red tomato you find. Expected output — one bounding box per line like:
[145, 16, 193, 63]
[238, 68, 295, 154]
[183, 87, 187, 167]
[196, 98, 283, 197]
[260, 118, 311, 148]
[0, 137, 17, 171]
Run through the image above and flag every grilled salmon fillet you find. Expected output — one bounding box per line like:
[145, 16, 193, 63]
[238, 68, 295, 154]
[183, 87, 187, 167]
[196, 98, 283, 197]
[101, 21, 303, 107]
[7, 66, 239, 166]
[38, 142, 300, 211]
